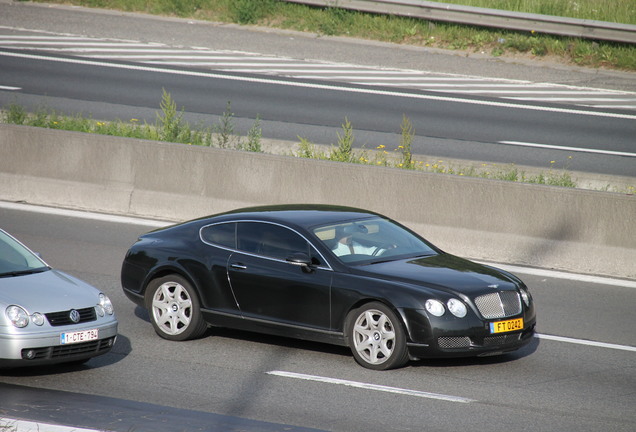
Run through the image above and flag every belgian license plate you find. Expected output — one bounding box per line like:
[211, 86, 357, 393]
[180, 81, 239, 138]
[60, 329, 99, 344]
[489, 318, 523, 334]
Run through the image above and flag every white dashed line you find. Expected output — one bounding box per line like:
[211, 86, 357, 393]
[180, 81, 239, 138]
[266, 370, 475, 403]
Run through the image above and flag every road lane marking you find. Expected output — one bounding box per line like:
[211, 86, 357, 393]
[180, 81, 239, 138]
[3, 202, 635, 351]
[0, 201, 171, 227]
[266, 370, 475, 403]
[536, 334, 636, 352]
[477, 261, 636, 289]
[0, 85, 21, 90]
[498, 140, 636, 158]
[0, 419, 104, 432]
[1, 50, 635, 121]
[4, 201, 635, 290]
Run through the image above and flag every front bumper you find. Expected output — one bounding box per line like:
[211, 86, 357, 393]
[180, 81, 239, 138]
[407, 321, 536, 359]
[0, 318, 118, 368]
[400, 306, 537, 359]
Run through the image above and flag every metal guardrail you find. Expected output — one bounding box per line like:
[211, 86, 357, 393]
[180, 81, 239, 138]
[282, 0, 636, 44]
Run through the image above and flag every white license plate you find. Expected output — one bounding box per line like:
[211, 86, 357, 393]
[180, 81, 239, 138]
[60, 329, 99, 344]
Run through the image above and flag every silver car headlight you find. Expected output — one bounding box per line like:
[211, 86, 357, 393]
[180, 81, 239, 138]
[6, 305, 29, 328]
[31, 312, 45, 326]
[99, 293, 114, 315]
[447, 298, 467, 318]
[425, 299, 445, 317]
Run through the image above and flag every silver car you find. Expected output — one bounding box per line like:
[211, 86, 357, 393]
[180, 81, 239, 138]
[0, 229, 117, 368]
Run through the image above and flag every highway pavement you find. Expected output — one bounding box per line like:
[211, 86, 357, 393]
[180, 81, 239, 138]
[0, 203, 634, 432]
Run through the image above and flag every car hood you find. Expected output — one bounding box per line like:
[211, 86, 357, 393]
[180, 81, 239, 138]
[0, 269, 100, 313]
[356, 253, 518, 296]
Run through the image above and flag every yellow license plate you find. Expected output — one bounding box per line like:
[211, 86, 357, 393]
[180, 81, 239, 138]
[489, 318, 523, 334]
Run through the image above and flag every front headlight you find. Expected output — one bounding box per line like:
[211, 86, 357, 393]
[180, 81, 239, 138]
[6, 305, 29, 328]
[425, 299, 445, 317]
[31, 312, 45, 326]
[99, 293, 114, 315]
[447, 298, 467, 318]
[519, 286, 532, 307]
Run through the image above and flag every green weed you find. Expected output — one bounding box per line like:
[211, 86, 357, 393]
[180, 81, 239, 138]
[2, 101, 618, 191]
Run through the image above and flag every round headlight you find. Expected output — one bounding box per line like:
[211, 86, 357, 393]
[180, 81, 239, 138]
[31, 312, 45, 326]
[447, 298, 467, 318]
[99, 293, 114, 315]
[519, 287, 532, 307]
[6, 305, 29, 328]
[425, 299, 445, 317]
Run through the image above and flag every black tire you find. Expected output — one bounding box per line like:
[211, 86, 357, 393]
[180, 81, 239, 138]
[345, 302, 409, 370]
[145, 274, 207, 341]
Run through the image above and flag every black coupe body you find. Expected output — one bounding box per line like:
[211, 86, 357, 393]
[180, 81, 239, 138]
[121, 205, 536, 370]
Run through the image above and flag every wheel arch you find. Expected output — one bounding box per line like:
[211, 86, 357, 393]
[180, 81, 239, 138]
[141, 264, 203, 305]
[342, 298, 413, 346]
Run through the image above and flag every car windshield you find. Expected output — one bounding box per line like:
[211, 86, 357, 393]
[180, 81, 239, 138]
[312, 217, 438, 264]
[0, 230, 49, 277]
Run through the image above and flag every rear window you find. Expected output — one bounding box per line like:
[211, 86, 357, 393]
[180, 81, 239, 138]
[200, 223, 236, 248]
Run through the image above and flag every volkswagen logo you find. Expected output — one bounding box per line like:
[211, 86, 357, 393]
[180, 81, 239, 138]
[69, 309, 81, 323]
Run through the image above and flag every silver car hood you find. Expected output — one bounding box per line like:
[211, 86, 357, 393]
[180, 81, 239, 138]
[0, 269, 100, 313]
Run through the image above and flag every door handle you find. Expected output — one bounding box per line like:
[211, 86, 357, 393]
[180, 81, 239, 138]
[230, 263, 247, 270]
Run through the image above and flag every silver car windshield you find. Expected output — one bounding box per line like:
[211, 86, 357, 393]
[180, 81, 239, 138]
[312, 217, 437, 264]
[0, 230, 49, 277]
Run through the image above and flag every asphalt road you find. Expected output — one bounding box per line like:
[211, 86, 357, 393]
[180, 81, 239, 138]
[0, 4, 635, 429]
[0, 0, 635, 180]
[1, 203, 635, 432]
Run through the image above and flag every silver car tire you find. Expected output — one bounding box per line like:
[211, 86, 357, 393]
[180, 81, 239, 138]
[145, 275, 207, 341]
[346, 302, 409, 370]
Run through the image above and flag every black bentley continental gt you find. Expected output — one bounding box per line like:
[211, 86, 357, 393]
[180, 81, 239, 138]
[121, 205, 535, 370]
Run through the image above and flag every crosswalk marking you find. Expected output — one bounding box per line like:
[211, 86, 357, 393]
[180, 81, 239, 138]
[1, 29, 635, 110]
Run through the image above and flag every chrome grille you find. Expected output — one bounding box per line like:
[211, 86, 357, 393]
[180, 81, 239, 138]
[474, 291, 521, 319]
[438, 336, 472, 349]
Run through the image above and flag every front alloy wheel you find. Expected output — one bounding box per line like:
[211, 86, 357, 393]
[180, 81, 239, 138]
[347, 302, 408, 370]
[146, 275, 206, 341]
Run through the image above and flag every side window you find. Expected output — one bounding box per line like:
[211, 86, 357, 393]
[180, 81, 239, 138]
[200, 223, 236, 248]
[237, 222, 309, 261]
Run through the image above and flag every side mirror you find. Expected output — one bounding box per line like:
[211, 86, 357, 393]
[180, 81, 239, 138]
[286, 252, 313, 272]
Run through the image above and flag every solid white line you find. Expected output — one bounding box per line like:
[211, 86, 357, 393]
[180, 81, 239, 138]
[509, 97, 636, 102]
[536, 334, 636, 352]
[2, 50, 635, 120]
[0, 201, 170, 227]
[0, 419, 104, 432]
[0, 41, 152, 46]
[293, 75, 501, 81]
[3, 201, 634, 289]
[434, 89, 623, 95]
[498, 140, 636, 158]
[0, 85, 21, 90]
[477, 261, 636, 289]
[0, 36, 97, 40]
[266, 371, 475, 403]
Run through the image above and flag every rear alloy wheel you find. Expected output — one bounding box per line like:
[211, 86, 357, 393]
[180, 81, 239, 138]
[146, 275, 207, 341]
[346, 302, 409, 370]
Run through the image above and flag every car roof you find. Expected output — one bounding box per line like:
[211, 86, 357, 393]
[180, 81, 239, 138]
[205, 204, 382, 229]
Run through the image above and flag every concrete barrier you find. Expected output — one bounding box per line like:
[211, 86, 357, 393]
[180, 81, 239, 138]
[1, 124, 634, 279]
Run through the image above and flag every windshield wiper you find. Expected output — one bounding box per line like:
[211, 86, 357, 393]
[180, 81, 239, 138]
[367, 252, 435, 265]
[0, 267, 49, 278]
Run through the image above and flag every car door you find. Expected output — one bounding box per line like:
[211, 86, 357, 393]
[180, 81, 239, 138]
[227, 222, 332, 330]
[198, 222, 242, 315]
